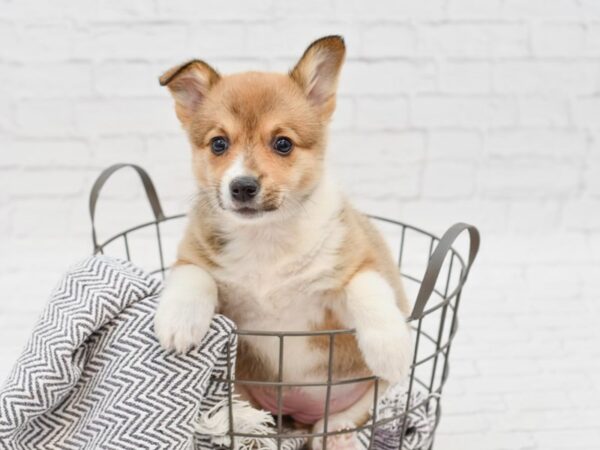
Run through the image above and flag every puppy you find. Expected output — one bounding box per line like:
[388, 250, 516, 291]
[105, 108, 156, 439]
[154, 36, 412, 449]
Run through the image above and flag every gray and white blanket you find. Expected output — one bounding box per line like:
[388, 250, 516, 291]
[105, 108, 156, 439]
[0, 256, 237, 449]
[0, 256, 435, 450]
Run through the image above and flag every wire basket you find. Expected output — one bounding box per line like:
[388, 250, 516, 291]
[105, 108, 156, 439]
[89, 164, 480, 450]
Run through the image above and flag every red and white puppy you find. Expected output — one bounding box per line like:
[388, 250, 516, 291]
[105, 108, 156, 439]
[154, 36, 412, 449]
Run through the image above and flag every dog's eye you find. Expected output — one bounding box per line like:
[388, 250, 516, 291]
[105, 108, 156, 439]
[273, 137, 293, 155]
[210, 136, 229, 155]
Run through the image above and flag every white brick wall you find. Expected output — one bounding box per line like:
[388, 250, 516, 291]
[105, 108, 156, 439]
[2, 1, 600, 449]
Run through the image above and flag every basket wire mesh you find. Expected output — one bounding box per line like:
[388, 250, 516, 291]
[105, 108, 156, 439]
[89, 164, 480, 450]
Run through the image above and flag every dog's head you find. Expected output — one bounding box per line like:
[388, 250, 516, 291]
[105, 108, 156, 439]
[160, 36, 345, 221]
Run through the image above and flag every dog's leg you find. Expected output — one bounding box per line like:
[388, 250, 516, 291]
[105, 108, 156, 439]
[311, 381, 388, 450]
[154, 263, 218, 353]
[345, 270, 412, 384]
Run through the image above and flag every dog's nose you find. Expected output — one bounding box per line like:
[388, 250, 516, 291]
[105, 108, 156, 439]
[230, 176, 260, 202]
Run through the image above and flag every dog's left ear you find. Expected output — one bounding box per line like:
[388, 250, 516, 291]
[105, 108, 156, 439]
[159, 60, 220, 126]
[290, 35, 346, 120]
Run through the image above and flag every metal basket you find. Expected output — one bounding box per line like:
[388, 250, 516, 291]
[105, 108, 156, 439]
[89, 164, 480, 450]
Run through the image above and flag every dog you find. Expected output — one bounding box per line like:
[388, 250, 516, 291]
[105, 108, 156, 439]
[154, 35, 412, 449]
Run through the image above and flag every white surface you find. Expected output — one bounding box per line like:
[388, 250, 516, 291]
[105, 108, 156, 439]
[1, 1, 600, 449]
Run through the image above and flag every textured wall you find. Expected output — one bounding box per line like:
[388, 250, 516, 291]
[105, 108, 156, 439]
[1, 1, 600, 449]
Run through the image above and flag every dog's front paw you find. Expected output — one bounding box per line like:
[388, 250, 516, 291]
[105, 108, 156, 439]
[154, 292, 214, 353]
[357, 320, 412, 383]
[154, 293, 214, 353]
[154, 265, 218, 353]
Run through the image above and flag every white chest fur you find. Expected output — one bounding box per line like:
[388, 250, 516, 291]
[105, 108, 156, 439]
[210, 178, 351, 380]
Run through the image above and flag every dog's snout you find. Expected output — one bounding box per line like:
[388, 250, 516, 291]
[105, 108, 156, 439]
[230, 176, 260, 203]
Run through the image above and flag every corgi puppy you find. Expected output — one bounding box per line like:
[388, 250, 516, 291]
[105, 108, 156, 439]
[154, 36, 412, 449]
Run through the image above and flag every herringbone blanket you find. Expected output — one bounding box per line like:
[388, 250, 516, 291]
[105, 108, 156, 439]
[0, 256, 237, 450]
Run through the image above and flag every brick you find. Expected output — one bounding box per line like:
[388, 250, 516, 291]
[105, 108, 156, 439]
[435, 432, 535, 450]
[4, 139, 91, 167]
[15, 99, 74, 137]
[0, 101, 14, 132]
[349, 0, 446, 20]
[442, 394, 506, 414]
[330, 97, 355, 131]
[411, 96, 516, 127]
[155, 0, 273, 20]
[573, 97, 600, 128]
[494, 61, 599, 95]
[580, 0, 600, 15]
[0, 23, 77, 62]
[480, 161, 579, 198]
[91, 0, 156, 21]
[188, 24, 247, 59]
[437, 414, 488, 433]
[95, 62, 158, 96]
[268, 0, 336, 20]
[0, 63, 93, 98]
[360, 24, 417, 57]
[2, 169, 88, 197]
[584, 23, 600, 55]
[517, 96, 570, 127]
[329, 131, 426, 165]
[422, 162, 477, 199]
[340, 61, 436, 95]
[507, 202, 561, 233]
[428, 130, 482, 160]
[355, 97, 409, 130]
[145, 135, 189, 164]
[441, 61, 492, 94]
[335, 161, 422, 200]
[503, 0, 582, 19]
[74, 99, 179, 135]
[535, 430, 600, 449]
[483, 233, 591, 264]
[563, 200, 600, 230]
[583, 161, 600, 196]
[418, 24, 529, 58]
[486, 130, 586, 159]
[10, 199, 75, 237]
[92, 136, 146, 167]
[72, 25, 188, 60]
[532, 22, 585, 57]
[447, 0, 503, 18]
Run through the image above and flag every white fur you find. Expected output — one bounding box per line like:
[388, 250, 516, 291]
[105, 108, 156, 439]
[345, 271, 412, 383]
[154, 264, 218, 352]
[220, 155, 248, 210]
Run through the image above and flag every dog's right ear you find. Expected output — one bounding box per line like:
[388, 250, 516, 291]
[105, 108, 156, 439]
[159, 60, 220, 126]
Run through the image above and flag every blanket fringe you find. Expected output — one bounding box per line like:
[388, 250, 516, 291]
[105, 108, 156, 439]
[196, 397, 302, 450]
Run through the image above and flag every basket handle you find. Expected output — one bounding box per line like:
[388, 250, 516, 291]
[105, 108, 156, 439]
[89, 163, 165, 251]
[409, 223, 480, 321]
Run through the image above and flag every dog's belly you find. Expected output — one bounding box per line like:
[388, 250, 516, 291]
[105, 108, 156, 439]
[245, 381, 372, 425]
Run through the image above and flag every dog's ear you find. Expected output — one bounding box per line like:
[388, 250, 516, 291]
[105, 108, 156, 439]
[159, 60, 220, 125]
[290, 35, 345, 119]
